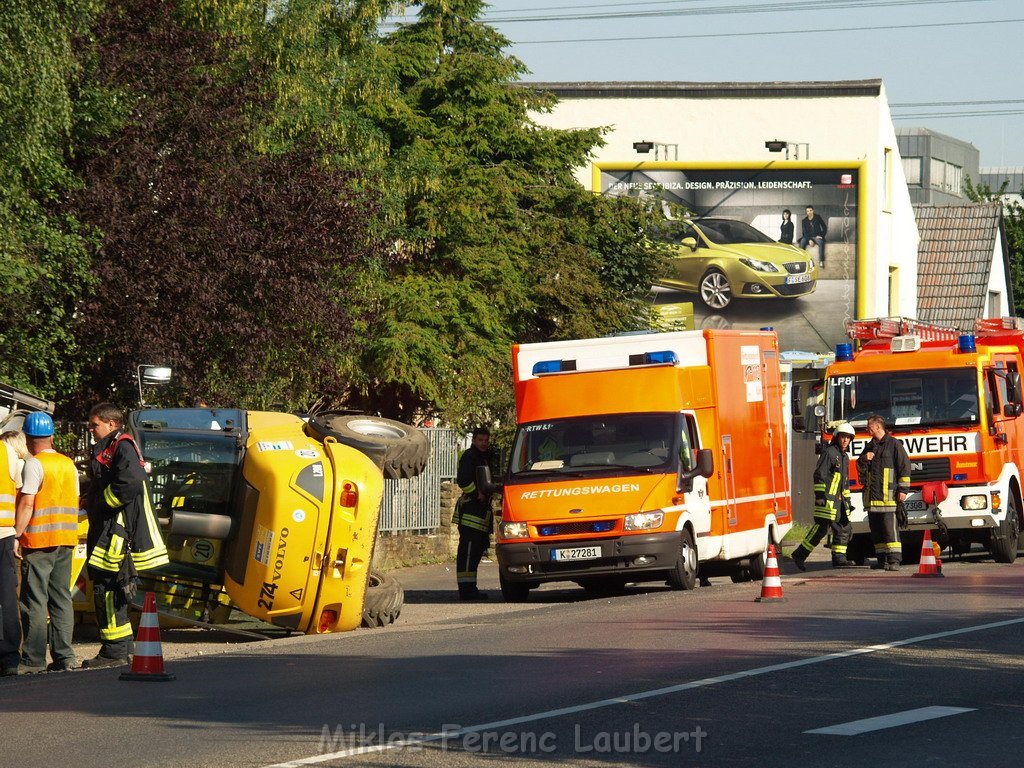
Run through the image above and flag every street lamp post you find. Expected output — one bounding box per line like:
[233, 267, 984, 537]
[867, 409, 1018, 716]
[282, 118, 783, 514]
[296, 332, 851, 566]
[136, 364, 173, 407]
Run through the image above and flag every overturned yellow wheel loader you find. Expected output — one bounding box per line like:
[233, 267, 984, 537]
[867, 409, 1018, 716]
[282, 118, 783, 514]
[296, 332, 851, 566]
[97, 408, 427, 634]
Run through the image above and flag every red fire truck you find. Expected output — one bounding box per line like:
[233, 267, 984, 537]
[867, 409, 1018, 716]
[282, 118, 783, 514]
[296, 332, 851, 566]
[824, 317, 1024, 563]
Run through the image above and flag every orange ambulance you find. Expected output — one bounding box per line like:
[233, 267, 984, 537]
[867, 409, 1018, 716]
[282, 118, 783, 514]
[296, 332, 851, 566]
[495, 329, 792, 600]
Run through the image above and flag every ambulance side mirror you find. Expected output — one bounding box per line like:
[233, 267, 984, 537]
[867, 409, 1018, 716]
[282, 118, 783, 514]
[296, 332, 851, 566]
[475, 464, 503, 496]
[679, 448, 714, 492]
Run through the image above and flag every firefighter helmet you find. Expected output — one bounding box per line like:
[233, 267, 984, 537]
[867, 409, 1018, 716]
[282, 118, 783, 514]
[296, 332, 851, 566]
[23, 411, 55, 437]
[833, 422, 856, 438]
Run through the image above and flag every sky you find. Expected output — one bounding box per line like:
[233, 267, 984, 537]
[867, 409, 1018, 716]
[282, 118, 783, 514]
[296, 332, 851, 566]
[454, 0, 1023, 169]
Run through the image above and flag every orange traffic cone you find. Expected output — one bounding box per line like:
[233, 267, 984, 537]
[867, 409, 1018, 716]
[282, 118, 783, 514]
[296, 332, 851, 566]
[755, 543, 786, 602]
[912, 530, 943, 578]
[120, 591, 176, 681]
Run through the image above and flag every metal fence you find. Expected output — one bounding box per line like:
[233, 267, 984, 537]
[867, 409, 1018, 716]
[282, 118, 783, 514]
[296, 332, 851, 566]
[379, 427, 461, 534]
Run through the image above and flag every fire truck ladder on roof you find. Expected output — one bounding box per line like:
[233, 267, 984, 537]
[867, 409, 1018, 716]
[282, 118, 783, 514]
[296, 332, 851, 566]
[845, 317, 962, 342]
[846, 316, 1024, 343]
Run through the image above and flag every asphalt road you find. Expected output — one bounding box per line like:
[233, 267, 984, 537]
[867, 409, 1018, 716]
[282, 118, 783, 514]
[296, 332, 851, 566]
[3, 550, 1023, 768]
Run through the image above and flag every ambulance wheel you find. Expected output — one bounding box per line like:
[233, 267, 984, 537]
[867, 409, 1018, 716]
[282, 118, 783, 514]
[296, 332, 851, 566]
[360, 569, 404, 628]
[500, 573, 531, 602]
[699, 269, 732, 310]
[310, 413, 430, 480]
[747, 535, 771, 582]
[991, 492, 1020, 564]
[729, 567, 751, 583]
[667, 529, 698, 591]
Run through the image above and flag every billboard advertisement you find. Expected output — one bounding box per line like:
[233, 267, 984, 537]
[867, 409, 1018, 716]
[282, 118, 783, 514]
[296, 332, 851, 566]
[595, 163, 867, 353]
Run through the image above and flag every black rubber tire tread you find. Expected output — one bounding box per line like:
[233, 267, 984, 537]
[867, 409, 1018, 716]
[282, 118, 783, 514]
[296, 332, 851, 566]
[500, 573, 531, 602]
[747, 533, 770, 581]
[666, 528, 698, 591]
[991, 491, 1019, 564]
[310, 413, 430, 480]
[360, 569, 404, 628]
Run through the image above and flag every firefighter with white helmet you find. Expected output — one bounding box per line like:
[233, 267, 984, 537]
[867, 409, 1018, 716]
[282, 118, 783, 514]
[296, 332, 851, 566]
[791, 422, 857, 570]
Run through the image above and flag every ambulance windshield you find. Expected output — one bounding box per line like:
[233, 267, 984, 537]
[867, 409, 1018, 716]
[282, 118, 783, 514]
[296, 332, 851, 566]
[827, 368, 979, 428]
[508, 413, 677, 478]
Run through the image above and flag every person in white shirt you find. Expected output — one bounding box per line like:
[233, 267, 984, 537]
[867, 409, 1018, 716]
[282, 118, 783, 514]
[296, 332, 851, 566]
[1, 430, 31, 675]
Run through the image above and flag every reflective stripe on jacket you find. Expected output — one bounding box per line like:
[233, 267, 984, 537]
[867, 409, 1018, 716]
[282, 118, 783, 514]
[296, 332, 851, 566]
[87, 430, 169, 572]
[812, 441, 850, 521]
[22, 450, 79, 549]
[856, 433, 911, 514]
[0, 444, 16, 528]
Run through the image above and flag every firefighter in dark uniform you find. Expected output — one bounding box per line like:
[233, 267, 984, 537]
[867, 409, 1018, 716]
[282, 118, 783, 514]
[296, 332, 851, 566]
[82, 402, 169, 667]
[792, 422, 856, 570]
[857, 414, 910, 571]
[453, 428, 495, 601]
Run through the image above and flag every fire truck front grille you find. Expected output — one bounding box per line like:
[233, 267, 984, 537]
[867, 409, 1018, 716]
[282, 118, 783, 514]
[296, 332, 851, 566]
[536, 521, 615, 536]
[909, 457, 951, 482]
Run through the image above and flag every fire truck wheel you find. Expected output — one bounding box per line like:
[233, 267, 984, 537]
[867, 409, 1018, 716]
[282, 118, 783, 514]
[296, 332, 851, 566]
[991, 492, 1020, 564]
[500, 573, 531, 602]
[310, 413, 430, 480]
[667, 529, 698, 591]
[360, 569, 404, 628]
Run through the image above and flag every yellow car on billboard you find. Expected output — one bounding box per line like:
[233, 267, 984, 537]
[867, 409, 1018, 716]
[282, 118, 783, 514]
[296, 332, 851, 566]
[656, 218, 817, 310]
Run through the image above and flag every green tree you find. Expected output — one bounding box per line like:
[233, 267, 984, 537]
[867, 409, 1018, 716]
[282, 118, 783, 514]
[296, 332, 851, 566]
[342, 0, 662, 424]
[64, 0, 384, 411]
[965, 176, 1024, 315]
[0, 0, 108, 403]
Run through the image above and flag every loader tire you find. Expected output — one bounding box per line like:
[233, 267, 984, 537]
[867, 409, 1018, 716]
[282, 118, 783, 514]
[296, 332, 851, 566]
[310, 413, 430, 480]
[360, 569, 404, 628]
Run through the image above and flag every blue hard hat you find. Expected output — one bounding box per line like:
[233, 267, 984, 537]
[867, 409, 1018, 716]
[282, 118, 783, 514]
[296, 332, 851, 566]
[23, 411, 55, 437]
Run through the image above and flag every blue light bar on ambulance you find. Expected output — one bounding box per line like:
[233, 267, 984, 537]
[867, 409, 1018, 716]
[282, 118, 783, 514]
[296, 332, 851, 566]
[532, 359, 578, 375]
[628, 351, 678, 366]
[835, 343, 854, 362]
[958, 334, 977, 353]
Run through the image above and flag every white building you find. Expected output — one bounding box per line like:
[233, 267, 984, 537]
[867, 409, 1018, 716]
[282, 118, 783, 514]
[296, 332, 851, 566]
[528, 79, 922, 336]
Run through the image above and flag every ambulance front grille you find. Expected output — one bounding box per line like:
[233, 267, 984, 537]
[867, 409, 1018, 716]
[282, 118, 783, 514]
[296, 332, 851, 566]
[537, 521, 615, 536]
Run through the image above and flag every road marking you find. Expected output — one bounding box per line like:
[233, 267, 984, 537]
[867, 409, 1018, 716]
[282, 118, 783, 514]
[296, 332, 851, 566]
[263, 616, 1024, 767]
[806, 706, 976, 735]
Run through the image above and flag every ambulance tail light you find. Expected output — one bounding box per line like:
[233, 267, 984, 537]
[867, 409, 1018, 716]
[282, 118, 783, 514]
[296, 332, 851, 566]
[835, 343, 854, 362]
[340, 482, 357, 508]
[957, 334, 977, 353]
[890, 335, 921, 352]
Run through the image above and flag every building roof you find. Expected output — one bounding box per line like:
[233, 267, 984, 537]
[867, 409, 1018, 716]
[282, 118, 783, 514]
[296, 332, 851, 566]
[915, 202, 1007, 329]
[520, 79, 883, 99]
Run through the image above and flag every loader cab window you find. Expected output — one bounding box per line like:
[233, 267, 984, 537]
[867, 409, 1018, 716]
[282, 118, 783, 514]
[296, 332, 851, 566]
[507, 412, 678, 481]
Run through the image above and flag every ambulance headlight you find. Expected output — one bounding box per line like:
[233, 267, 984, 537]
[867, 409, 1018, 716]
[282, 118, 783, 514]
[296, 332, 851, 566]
[960, 495, 988, 510]
[500, 522, 529, 539]
[624, 512, 664, 531]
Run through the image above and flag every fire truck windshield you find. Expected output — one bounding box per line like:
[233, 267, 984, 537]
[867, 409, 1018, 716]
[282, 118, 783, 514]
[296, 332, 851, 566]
[508, 413, 678, 480]
[828, 368, 980, 428]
